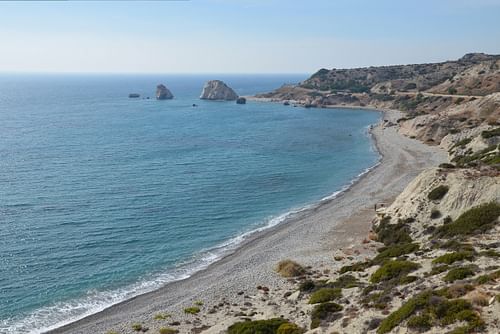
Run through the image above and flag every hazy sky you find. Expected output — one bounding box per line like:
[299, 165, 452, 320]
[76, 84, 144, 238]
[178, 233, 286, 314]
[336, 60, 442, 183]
[1, 0, 499, 74]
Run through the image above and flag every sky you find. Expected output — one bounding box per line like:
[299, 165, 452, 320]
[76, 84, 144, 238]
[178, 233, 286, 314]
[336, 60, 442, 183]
[0, 0, 499, 74]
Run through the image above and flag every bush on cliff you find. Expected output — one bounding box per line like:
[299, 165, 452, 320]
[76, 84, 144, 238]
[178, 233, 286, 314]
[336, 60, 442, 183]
[435, 202, 500, 237]
[310, 302, 343, 329]
[308, 288, 342, 304]
[227, 318, 289, 334]
[427, 185, 449, 201]
[370, 260, 420, 284]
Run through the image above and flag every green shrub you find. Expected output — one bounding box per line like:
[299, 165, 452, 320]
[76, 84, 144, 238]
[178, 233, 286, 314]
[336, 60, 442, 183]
[435, 202, 500, 237]
[432, 252, 474, 265]
[377, 291, 433, 334]
[439, 163, 455, 169]
[310, 302, 343, 329]
[377, 290, 483, 334]
[428, 264, 450, 276]
[454, 138, 472, 149]
[444, 267, 475, 282]
[183, 306, 200, 314]
[480, 249, 500, 258]
[276, 260, 305, 277]
[328, 274, 361, 289]
[407, 313, 432, 331]
[159, 328, 179, 334]
[298, 280, 316, 292]
[481, 127, 500, 139]
[276, 323, 304, 334]
[361, 290, 392, 310]
[339, 261, 371, 274]
[475, 274, 493, 284]
[430, 209, 441, 219]
[373, 243, 419, 264]
[308, 288, 342, 304]
[132, 323, 143, 331]
[227, 318, 289, 334]
[154, 313, 171, 320]
[370, 260, 420, 283]
[375, 220, 412, 246]
[438, 240, 474, 252]
[427, 185, 449, 201]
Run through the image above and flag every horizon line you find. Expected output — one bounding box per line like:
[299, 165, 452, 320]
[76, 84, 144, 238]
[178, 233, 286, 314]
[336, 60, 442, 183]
[0, 71, 311, 76]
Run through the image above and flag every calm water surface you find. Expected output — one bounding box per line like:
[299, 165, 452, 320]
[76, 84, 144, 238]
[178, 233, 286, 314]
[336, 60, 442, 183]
[0, 74, 380, 333]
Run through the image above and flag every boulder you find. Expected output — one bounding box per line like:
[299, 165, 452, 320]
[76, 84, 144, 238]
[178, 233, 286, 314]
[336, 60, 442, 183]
[156, 84, 174, 100]
[128, 93, 140, 98]
[200, 80, 238, 100]
[236, 97, 246, 104]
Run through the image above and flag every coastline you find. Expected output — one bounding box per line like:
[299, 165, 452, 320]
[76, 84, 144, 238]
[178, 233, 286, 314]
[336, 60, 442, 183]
[46, 108, 447, 334]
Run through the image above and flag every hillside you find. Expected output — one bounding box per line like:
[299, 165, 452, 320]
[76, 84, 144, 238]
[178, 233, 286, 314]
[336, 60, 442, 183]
[256, 53, 500, 150]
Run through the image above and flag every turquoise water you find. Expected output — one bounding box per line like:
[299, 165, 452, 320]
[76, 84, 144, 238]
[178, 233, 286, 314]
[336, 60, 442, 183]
[0, 74, 380, 333]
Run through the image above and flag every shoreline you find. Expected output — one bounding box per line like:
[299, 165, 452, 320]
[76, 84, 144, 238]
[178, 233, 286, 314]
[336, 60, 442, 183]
[46, 107, 447, 334]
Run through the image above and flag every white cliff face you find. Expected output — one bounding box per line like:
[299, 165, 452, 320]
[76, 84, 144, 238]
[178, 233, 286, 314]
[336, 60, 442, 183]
[200, 80, 238, 100]
[377, 167, 500, 237]
[156, 84, 174, 100]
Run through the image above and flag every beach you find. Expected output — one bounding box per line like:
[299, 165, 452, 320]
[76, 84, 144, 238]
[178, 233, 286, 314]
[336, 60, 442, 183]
[47, 108, 447, 334]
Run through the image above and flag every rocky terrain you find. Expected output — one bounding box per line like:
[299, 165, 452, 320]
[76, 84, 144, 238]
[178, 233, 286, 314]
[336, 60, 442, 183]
[156, 84, 174, 100]
[200, 80, 239, 101]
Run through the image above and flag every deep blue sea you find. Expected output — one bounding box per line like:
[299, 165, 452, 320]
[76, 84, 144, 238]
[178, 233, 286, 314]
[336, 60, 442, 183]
[0, 74, 380, 333]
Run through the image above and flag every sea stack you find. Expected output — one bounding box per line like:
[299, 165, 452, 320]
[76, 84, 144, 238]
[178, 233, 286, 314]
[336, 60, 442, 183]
[200, 80, 238, 100]
[236, 97, 246, 104]
[156, 84, 174, 100]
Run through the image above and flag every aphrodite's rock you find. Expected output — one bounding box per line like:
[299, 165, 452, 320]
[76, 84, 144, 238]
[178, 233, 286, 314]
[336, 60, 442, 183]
[200, 80, 238, 100]
[236, 97, 246, 104]
[156, 84, 174, 100]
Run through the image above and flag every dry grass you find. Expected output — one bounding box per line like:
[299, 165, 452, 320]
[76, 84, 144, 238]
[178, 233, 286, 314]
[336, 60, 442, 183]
[276, 260, 305, 277]
[468, 290, 490, 306]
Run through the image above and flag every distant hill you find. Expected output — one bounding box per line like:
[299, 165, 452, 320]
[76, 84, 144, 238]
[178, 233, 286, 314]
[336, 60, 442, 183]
[301, 53, 500, 96]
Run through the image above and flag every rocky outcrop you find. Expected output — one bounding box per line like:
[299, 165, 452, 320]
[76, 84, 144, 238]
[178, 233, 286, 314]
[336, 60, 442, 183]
[236, 97, 246, 104]
[200, 80, 238, 100]
[128, 93, 140, 98]
[156, 84, 174, 100]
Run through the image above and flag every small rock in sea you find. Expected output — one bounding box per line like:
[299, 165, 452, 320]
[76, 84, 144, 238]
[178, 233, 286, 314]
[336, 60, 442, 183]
[236, 97, 246, 104]
[156, 84, 174, 100]
[128, 93, 140, 98]
[192, 104, 198, 107]
[284, 101, 290, 106]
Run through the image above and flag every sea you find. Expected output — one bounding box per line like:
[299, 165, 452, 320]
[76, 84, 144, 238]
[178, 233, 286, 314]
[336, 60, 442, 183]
[0, 74, 380, 333]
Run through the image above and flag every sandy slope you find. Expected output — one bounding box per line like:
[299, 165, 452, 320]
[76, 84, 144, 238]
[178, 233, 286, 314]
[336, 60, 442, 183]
[47, 109, 447, 334]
